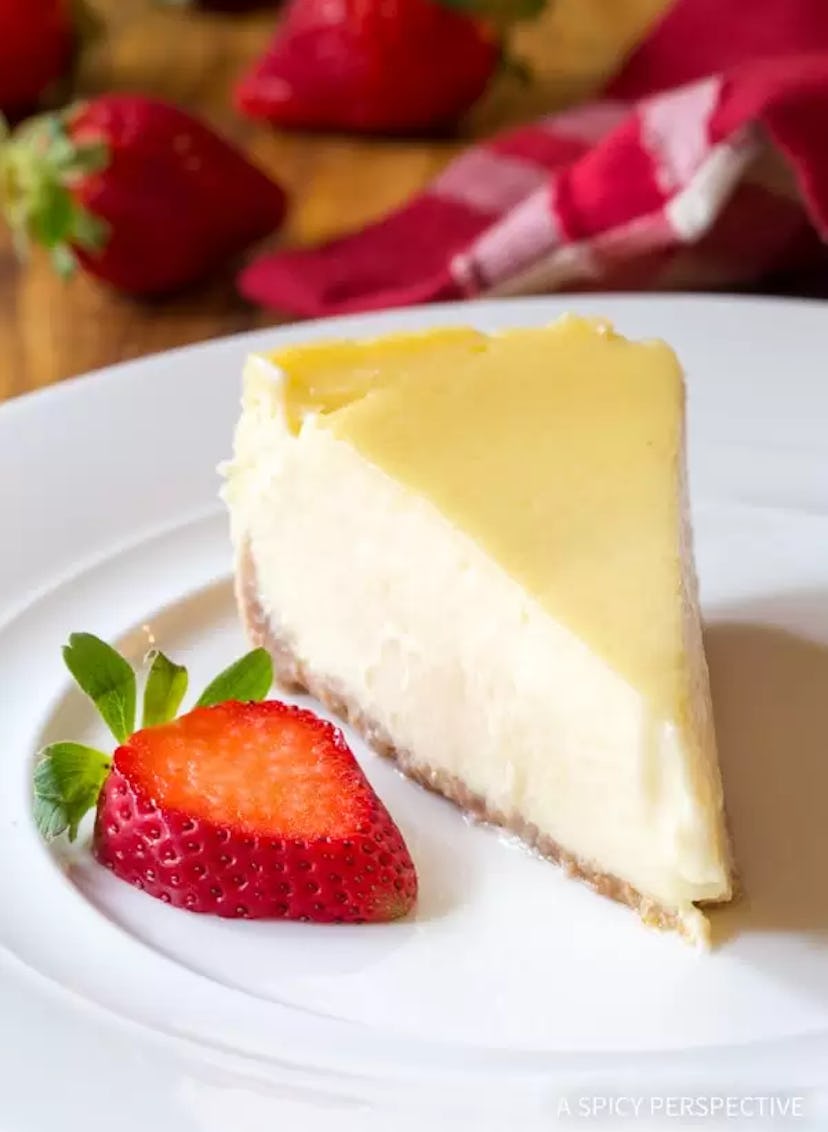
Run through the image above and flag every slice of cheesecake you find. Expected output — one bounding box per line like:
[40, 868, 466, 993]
[222, 316, 733, 943]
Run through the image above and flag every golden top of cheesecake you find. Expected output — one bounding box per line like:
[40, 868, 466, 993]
[271, 327, 484, 432]
[258, 316, 689, 719]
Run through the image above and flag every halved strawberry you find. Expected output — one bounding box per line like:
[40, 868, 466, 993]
[95, 700, 417, 922]
[34, 634, 417, 924]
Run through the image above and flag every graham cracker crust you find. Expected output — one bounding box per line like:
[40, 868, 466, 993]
[236, 542, 718, 944]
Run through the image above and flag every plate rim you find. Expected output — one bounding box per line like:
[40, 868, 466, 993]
[3, 292, 828, 1096]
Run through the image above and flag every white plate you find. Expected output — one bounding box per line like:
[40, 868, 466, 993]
[2, 296, 827, 1131]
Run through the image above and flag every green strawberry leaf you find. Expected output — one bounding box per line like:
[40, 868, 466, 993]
[54, 139, 108, 179]
[437, 0, 545, 25]
[195, 648, 273, 708]
[69, 205, 107, 251]
[31, 179, 74, 249]
[50, 243, 77, 277]
[62, 632, 136, 744]
[33, 742, 111, 842]
[142, 650, 189, 728]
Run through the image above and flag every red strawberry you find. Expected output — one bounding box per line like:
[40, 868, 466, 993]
[0, 0, 75, 119]
[234, 0, 505, 135]
[95, 701, 417, 922]
[1, 95, 287, 294]
[33, 635, 417, 924]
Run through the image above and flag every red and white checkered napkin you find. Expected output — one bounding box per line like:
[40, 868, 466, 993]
[238, 0, 828, 316]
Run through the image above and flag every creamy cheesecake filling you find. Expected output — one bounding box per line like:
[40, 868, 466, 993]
[225, 389, 729, 930]
[222, 319, 733, 941]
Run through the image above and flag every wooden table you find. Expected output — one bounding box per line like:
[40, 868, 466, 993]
[0, 0, 820, 401]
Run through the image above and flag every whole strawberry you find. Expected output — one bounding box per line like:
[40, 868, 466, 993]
[235, 0, 542, 135]
[1, 96, 287, 294]
[34, 635, 417, 923]
[0, 0, 75, 119]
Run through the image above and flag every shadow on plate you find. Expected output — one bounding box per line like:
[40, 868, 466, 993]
[705, 590, 828, 947]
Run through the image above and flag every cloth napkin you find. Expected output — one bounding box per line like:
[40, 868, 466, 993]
[239, 0, 828, 317]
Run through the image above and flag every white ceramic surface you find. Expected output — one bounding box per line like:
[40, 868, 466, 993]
[2, 296, 827, 1130]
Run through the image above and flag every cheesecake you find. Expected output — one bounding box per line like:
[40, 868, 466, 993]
[222, 316, 734, 943]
